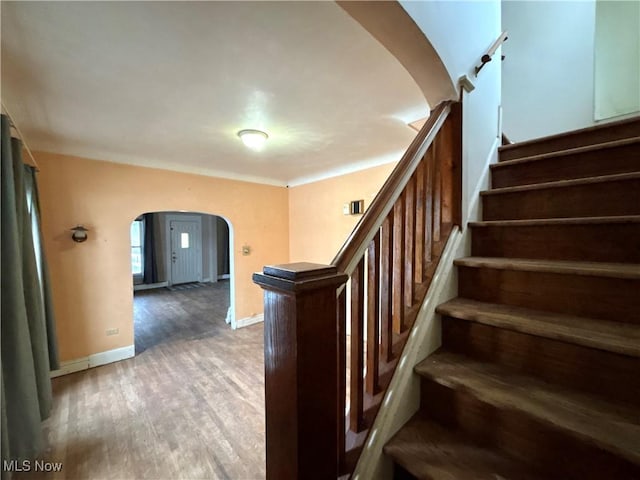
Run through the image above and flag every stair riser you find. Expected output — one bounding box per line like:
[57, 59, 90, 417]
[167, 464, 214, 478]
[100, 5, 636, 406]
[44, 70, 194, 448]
[420, 379, 640, 480]
[492, 143, 640, 188]
[392, 464, 417, 480]
[499, 119, 640, 161]
[471, 222, 640, 262]
[458, 266, 640, 323]
[441, 319, 640, 405]
[482, 177, 640, 220]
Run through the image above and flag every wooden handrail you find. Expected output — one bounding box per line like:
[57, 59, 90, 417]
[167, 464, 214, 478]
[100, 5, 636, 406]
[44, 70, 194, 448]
[332, 101, 452, 275]
[475, 30, 508, 76]
[336, 100, 462, 474]
[254, 99, 463, 479]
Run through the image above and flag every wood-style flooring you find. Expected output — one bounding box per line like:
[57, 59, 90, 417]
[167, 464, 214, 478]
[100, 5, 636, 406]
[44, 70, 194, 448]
[19, 282, 266, 480]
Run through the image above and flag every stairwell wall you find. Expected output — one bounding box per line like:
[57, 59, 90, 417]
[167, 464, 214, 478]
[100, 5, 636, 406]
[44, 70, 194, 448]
[400, 0, 502, 226]
[502, 1, 597, 141]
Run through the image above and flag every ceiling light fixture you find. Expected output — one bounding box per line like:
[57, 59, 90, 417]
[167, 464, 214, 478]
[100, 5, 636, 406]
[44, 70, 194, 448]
[237, 129, 269, 151]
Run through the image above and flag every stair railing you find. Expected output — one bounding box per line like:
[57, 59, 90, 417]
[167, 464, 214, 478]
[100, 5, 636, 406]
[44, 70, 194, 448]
[253, 100, 462, 479]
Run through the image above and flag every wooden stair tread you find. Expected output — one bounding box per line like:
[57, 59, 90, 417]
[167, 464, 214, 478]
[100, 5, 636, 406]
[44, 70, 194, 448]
[493, 136, 640, 168]
[498, 116, 640, 153]
[481, 171, 640, 196]
[469, 215, 640, 228]
[454, 257, 640, 280]
[490, 137, 640, 170]
[415, 351, 640, 465]
[436, 298, 640, 357]
[384, 413, 546, 480]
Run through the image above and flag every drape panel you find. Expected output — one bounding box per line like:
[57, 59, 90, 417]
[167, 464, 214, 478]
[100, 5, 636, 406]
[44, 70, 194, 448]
[1, 114, 59, 472]
[143, 213, 159, 284]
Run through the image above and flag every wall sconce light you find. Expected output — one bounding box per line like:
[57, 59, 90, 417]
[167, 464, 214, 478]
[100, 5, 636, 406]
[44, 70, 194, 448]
[70, 225, 89, 243]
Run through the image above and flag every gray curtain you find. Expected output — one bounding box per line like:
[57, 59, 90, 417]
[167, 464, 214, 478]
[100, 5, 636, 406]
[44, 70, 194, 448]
[1, 114, 59, 474]
[143, 213, 159, 284]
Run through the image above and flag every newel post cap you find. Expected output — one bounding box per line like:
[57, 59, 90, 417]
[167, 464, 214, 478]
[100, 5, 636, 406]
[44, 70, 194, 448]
[252, 262, 348, 293]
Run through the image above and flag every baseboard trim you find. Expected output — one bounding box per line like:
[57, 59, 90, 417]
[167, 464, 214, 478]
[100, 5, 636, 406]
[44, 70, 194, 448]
[50, 358, 88, 378]
[235, 313, 264, 329]
[134, 281, 168, 292]
[51, 344, 135, 378]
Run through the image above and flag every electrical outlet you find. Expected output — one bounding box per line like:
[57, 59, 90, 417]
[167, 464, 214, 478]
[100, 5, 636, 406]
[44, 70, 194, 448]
[106, 328, 119, 336]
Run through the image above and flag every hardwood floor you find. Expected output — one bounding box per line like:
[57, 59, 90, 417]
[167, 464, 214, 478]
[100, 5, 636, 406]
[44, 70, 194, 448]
[134, 281, 233, 353]
[20, 282, 266, 480]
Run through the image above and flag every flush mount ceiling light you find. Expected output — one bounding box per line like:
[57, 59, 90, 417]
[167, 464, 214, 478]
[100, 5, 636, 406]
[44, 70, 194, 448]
[237, 129, 268, 151]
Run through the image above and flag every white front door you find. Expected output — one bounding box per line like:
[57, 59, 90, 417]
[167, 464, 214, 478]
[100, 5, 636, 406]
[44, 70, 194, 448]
[170, 220, 201, 284]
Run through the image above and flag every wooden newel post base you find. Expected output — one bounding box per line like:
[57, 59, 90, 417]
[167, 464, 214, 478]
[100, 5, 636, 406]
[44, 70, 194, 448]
[253, 262, 348, 480]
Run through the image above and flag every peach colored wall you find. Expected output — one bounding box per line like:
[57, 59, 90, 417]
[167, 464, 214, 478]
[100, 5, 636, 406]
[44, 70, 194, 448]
[36, 151, 289, 362]
[288, 162, 397, 264]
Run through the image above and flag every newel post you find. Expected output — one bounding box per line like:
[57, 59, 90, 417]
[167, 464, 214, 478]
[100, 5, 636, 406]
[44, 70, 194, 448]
[253, 262, 348, 480]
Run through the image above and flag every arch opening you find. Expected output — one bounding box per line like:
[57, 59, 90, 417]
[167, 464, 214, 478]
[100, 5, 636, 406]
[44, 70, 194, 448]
[128, 210, 236, 354]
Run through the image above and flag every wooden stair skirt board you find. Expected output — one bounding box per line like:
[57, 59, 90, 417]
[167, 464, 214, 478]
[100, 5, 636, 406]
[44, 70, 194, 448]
[385, 117, 640, 479]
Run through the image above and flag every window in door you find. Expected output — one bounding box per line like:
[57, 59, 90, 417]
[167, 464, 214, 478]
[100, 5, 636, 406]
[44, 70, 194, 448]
[131, 220, 144, 276]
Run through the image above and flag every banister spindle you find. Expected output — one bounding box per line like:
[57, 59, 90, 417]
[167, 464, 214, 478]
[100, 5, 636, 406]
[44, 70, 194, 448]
[432, 138, 442, 243]
[392, 193, 406, 332]
[366, 233, 381, 395]
[440, 118, 454, 227]
[414, 161, 426, 283]
[380, 212, 394, 362]
[423, 147, 434, 265]
[404, 175, 416, 308]
[349, 257, 365, 432]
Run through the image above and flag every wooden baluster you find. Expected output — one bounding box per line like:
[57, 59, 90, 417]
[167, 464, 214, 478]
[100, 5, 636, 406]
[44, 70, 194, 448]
[450, 103, 463, 228]
[404, 176, 416, 308]
[350, 258, 365, 432]
[423, 148, 434, 265]
[414, 161, 425, 284]
[432, 136, 442, 244]
[379, 212, 394, 362]
[253, 263, 348, 480]
[392, 194, 406, 332]
[440, 118, 453, 227]
[337, 288, 347, 472]
[366, 233, 380, 395]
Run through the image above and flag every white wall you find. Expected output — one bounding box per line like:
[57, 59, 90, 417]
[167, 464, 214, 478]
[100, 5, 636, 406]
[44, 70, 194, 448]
[594, 0, 640, 120]
[502, 1, 597, 141]
[401, 0, 502, 226]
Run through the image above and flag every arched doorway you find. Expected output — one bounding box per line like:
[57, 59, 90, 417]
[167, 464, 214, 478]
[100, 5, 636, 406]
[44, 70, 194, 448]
[129, 211, 234, 353]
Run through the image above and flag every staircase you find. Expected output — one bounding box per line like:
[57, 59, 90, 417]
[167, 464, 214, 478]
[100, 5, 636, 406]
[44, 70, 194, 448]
[384, 118, 640, 479]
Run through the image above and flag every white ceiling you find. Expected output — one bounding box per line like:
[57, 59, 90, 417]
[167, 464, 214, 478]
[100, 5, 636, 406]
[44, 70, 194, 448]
[1, 1, 428, 186]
